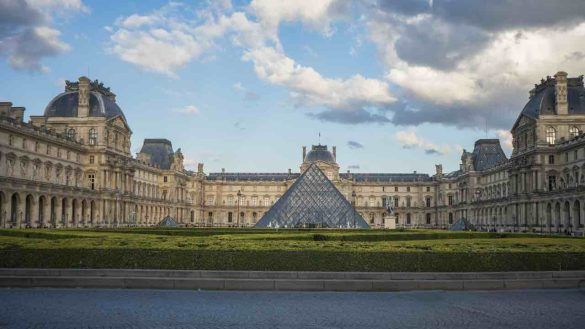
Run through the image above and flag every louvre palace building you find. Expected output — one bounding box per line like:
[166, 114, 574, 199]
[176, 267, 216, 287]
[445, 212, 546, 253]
[1, 72, 585, 235]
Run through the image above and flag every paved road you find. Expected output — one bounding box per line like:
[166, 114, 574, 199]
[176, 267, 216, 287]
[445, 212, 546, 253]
[0, 288, 584, 329]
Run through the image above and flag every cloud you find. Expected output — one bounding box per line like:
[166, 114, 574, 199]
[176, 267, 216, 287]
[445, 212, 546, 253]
[107, 0, 585, 129]
[365, 0, 585, 128]
[109, 2, 396, 122]
[0, 0, 87, 72]
[233, 121, 245, 130]
[249, 0, 350, 36]
[394, 129, 451, 155]
[496, 129, 513, 152]
[233, 82, 260, 101]
[347, 140, 364, 149]
[174, 105, 200, 114]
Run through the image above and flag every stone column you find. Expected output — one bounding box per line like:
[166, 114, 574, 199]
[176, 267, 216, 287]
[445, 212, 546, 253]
[42, 197, 51, 228]
[54, 197, 62, 228]
[17, 193, 25, 228]
[3, 191, 12, 228]
[30, 195, 39, 228]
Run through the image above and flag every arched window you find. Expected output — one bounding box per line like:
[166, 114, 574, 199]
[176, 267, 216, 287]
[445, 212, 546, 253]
[66, 128, 76, 140]
[406, 213, 411, 225]
[569, 126, 580, 138]
[88, 128, 97, 145]
[426, 213, 431, 224]
[546, 127, 556, 145]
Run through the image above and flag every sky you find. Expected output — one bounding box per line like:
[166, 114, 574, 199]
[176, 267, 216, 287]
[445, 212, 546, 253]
[1, 0, 585, 174]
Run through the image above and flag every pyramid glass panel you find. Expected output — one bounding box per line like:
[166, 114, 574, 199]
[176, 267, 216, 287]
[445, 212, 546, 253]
[255, 164, 369, 228]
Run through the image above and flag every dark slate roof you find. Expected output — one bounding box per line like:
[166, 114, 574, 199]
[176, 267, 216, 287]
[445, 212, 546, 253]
[520, 75, 585, 119]
[44, 91, 127, 122]
[471, 139, 508, 171]
[444, 170, 462, 178]
[340, 173, 432, 182]
[139, 139, 174, 170]
[207, 172, 300, 181]
[304, 145, 336, 164]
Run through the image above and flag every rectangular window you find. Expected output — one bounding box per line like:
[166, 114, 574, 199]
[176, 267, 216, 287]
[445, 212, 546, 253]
[228, 212, 233, 223]
[426, 186, 430, 192]
[88, 174, 95, 190]
[425, 197, 431, 207]
[407, 186, 411, 192]
[548, 176, 556, 191]
[89, 156, 94, 164]
[548, 155, 555, 164]
[394, 186, 398, 192]
[448, 195, 453, 206]
[163, 176, 168, 182]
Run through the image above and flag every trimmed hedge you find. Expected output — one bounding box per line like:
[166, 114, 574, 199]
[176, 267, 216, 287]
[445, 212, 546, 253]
[1, 248, 584, 272]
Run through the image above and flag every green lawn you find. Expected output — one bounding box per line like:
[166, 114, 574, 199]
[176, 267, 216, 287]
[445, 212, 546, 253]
[1, 228, 584, 272]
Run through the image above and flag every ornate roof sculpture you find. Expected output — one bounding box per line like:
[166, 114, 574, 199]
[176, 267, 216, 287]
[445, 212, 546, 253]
[255, 163, 369, 229]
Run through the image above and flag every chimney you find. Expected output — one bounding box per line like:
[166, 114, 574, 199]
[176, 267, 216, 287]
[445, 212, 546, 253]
[0, 102, 12, 116]
[221, 168, 225, 174]
[78, 76, 90, 117]
[435, 164, 443, 177]
[288, 168, 291, 174]
[302, 146, 307, 162]
[555, 71, 568, 115]
[332, 146, 336, 160]
[11, 107, 25, 122]
[197, 163, 204, 174]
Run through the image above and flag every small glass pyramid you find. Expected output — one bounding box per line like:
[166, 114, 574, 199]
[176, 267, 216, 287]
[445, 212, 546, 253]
[255, 163, 369, 228]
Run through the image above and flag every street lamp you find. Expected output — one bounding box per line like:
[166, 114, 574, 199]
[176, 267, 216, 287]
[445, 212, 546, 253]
[236, 190, 242, 227]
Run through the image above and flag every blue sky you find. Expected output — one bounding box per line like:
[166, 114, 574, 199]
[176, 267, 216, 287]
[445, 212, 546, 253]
[2, 0, 585, 174]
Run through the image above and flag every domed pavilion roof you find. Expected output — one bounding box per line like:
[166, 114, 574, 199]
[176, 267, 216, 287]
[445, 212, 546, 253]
[43, 78, 127, 122]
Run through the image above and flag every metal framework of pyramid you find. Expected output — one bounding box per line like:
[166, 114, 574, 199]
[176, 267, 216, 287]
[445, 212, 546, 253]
[255, 164, 369, 228]
[449, 218, 474, 231]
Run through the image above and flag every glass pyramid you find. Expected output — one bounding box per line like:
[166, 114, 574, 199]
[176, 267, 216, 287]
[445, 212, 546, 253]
[255, 164, 369, 229]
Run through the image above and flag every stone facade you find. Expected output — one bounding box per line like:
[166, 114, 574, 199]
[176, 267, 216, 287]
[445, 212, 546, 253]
[1, 73, 584, 234]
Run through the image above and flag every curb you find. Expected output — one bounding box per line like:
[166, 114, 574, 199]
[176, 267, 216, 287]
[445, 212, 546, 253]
[0, 269, 584, 291]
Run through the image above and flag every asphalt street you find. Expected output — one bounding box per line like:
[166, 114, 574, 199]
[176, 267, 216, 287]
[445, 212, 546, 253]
[0, 288, 583, 329]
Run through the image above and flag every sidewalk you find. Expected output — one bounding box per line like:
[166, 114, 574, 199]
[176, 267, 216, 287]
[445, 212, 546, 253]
[1, 268, 584, 291]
